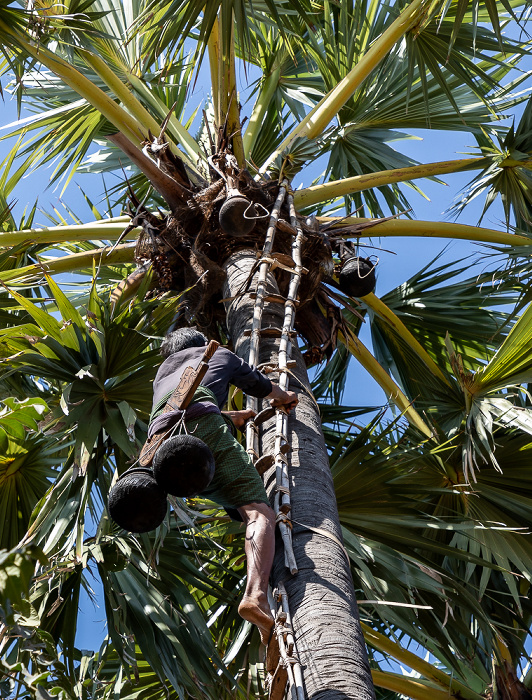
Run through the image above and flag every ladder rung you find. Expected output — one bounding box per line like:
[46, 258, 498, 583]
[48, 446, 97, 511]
[252, 406, 276, 426]
[276, 218, 297, 236]
[243, 327, 296, 338]
[249, 292, 299, 306]
[271, 252, 295, 268]
[255, 454, 274, 475]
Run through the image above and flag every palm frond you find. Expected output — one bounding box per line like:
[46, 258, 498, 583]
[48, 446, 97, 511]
[450, 102, 532, 231]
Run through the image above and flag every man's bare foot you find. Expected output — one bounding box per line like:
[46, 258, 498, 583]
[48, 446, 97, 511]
[238, 595, 274, 645]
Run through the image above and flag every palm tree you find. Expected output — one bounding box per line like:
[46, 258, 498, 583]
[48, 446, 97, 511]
[2, 1, 532, 699]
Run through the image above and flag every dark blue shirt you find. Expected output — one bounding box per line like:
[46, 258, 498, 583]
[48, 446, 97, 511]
[152, 346, 273, 410]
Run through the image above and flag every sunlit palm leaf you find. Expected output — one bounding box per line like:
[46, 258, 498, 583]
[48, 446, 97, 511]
[377, 252, 520, 374]
[135, 0, 315, 71]
[451, 99, 532, 231]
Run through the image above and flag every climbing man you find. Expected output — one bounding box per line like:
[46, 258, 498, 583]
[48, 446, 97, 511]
[148, 328, 298, 644]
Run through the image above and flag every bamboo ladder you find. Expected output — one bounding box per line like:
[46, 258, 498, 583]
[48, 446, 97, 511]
[243, 179, 306, 700]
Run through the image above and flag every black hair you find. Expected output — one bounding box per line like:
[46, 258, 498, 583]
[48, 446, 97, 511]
[160, 328, 207, 358]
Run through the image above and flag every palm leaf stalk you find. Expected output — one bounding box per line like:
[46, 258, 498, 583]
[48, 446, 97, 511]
[207, 15, 221, 128]
[295, 157, 488, 209]
[339, 328, 433, 438]
[0, 222, 138, 247]
[2, 216, 530, 252]
[242, 64, 282, 156]
[361, 622, 484, 700]
[218, 11, 245, 167]
[125, 71, 201, 164]
[370, 671, 463, 700]
[362, 292, 452, 386]
[0, 19, 203, 194]
[0, 244, 135, 284]
[0, 19, 145, 147]
[76, 49, 202, 168]
[317, 216, 532, 246]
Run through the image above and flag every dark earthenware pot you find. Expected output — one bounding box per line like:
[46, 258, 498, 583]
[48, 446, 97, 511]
[338, 256, 376, 297]
[108, 467, 167, 533]
[219, 195, 257, 237]
[153, 434, 215, 497]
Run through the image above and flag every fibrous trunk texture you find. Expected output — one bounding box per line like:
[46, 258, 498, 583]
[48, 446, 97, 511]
[224, 250, 375, 700]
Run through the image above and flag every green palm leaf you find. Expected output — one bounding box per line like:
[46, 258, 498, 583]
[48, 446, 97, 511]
[450, 103, 532, 231]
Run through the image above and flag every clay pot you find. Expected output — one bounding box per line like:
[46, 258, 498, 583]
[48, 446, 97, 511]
[219, 195, 257, 237]
[338, 257, 376, 297]
[108, 467, 167, 533]
[152, 434, 215, 497]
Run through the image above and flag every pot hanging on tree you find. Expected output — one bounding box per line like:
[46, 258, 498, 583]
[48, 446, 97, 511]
[108, 467, 168, 533]
[338, 256, 376, 297]
[212, 154, 258, 237]
[152, 434, 215, 497]
[219, 185, 257, 237]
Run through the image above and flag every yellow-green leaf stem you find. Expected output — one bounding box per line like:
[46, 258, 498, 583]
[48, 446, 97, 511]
[206, 13, 244, 165]
[371, 670, 462, 700]
[243, 66, 281, 156]
[208, 17, 221, 128]
[361, 623, 484, 700]
[125, 72, 204, 167]
[79, 50, 166, 138]
[294, 158, 482, 208]
[317, 217, 532, 247]
[93, 215, 130, 224]
[362, 292, 451, 387]
[0, 223, 140, 248]
[0, 244, 135, 284]
[261, 0, 427, 172]
[339, 329, 433, 438]
[78, 50, 202, 170]
[220, 11, 245, 167]
[0, 20, 145, 147]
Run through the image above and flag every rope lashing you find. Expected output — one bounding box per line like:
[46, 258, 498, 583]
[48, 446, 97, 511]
[266, 583, 305, 700]
[275, 513, 293, 528]
[275, 485, 291, 495]
[291, 518, 351, 565]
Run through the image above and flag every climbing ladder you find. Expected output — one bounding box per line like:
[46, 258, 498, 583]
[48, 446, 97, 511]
[244, 180, 307, 699]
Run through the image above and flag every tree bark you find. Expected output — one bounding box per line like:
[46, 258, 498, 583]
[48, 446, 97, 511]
[224, 250, 375, 700]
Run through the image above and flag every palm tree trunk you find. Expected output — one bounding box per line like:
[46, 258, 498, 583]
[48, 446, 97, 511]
[224, 250, 375, 700]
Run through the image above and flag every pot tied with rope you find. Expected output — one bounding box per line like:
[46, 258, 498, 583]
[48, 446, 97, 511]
[210, 153, 269, 237]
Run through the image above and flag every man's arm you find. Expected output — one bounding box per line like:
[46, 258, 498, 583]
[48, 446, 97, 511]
[222, 384, 298, 430]
[223, 349, 298, 425]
